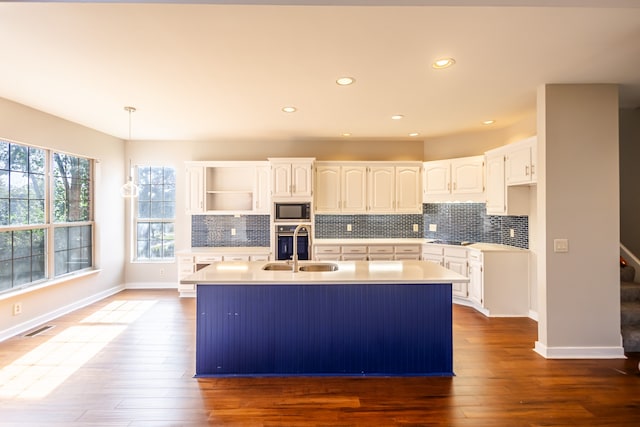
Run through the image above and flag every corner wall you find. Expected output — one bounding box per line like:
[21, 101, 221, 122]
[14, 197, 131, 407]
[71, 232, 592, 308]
[620, 108, 640, 259]
[0, 97, 125, 339]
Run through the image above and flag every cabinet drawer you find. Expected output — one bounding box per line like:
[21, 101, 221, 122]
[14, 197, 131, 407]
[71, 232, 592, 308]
[468, 250, 482, 262]
[394, 245, 420, 254]
[422, 245, 444, 256]
[342, 254, 368, 261]
[368, 245, 394, 254]
[341, 245, 367, 254]
[195, 255, 223, 264]
[250, 254, 269, 261]
[314, 254, 341, 261]
[314, 245, 341, 254]
[223, 255, 250, 261]
[443, 247, 467, 259]
[179, 264, 195, 274]
[394, 254, 421, 260]
[368, 254, 394, 260]
[178, 255, 195, 264]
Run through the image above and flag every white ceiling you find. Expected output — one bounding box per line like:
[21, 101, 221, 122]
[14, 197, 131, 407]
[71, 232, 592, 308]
[1, 1, 639, 141]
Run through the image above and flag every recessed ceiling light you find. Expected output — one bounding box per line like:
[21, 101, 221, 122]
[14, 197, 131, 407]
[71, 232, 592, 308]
[432, 58, 456, 69]
[409, 133, 420, 137]
[282, 106, 297, 113]
[341, 133, 352, 137]
[482, 120, 496, 125]
[336, 77, 355, 86]
[391, 115, 404, 120]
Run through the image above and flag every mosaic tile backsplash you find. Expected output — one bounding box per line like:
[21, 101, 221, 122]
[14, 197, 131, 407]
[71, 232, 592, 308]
[314, 214, 425, 239]
[191, 204, 528, 249]
[422, 203, 528, 249]
[191, 215, 270, 247]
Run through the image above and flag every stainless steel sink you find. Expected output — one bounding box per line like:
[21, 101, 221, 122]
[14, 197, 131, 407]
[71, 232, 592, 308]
[261, 263, 293, 271]
[298, 263, 339, 272]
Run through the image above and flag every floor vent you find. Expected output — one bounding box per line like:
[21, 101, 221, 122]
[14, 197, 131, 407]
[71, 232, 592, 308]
[24, 325, 55, 337]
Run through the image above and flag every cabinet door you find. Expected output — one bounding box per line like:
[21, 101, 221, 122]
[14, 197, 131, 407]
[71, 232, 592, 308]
[185, 165, 204, 214]
[254, 165, 271, 213]
[451, 157, 484, 194]
[468, 259, 483, 306]
[342, 166, 367, 212]
[315, 165, 341, 213]
[291, 162, 313, 197]
[271, 163, 292, 197]
[368, 166, 395, 212]
[423, 254, 444, 266]
[445, 257, 468, 298]
[505, 145, 533, 185]
[423, 161, 451, 195]
[395, 166, 421, 213]
[485, 154, 506, 215]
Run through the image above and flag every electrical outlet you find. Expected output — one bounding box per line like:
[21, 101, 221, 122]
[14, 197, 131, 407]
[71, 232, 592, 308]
[510, 228, 515, 238]
[413, 224, 419, 232]
[231, 228, 236, 236]
[429, 224, 437, 232]
[347, 224, 352, 232]
[13, 303, 22, 316]
[159, 268, 165, 278]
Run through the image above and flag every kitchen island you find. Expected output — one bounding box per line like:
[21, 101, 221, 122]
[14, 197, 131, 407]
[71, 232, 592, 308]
[181, 260, 468, 377]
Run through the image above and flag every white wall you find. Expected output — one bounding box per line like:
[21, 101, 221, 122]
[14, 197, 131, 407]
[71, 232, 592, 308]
[535, 84, 622, 358]
[0, 97, 125, 339]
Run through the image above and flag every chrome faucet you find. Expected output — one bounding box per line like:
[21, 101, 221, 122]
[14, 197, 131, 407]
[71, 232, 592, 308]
[292, 223, 311, 273]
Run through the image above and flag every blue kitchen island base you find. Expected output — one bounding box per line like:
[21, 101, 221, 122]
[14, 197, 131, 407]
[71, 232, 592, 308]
[195, 283, 453, 377]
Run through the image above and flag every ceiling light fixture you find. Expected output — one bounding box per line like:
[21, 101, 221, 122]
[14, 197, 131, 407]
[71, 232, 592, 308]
[336, 77, 355, 86]
[409, 133, 420, 137]
[391, 115, 404, 120]
[482, 120, 496, 125]
[432, 58, 456, 69]
[341, 133, 352, 137]
[121, 106, 140, 199]
[282, 106, 297, 113]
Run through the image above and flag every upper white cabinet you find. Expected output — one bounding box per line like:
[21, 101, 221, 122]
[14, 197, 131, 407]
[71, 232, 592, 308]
[314, 162, 421, 214]
[184, 161, 270, 215]
[505, 136, 537, 185]
[423, 156, 485, 202]
[269, 158, 314, 199]
[485, 136, 536, 216]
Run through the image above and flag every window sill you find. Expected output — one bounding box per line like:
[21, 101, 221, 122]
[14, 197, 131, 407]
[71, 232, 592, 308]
[0, 269, 102, 302]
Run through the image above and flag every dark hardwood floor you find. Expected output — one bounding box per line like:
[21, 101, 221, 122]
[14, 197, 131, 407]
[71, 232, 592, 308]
[0, 289, 639, 426]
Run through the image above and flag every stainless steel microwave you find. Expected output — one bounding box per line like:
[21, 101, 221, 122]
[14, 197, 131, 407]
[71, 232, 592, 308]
[274, 202, 311, 222]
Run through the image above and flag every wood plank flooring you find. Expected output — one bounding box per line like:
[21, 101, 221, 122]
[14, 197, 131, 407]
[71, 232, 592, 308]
[0, 289, 639, 426]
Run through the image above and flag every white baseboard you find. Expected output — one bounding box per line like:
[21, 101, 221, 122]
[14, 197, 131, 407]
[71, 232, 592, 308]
[125, 282, 178, 290]
[0, 284, 124, 343]
[534, 341, 626, 359]
[528, 309, 539, 321]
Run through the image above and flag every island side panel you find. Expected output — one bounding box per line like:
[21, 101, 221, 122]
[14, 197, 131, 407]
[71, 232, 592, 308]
[195, 283, 453, 377]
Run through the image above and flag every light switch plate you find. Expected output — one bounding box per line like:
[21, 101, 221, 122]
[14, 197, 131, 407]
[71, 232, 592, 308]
[413, 224, 419, 232]
[553, 239, 569, 253]
[429, 224, 437, 232]
[231, 228, 236, 236]
[510, 228, 515, 238]
[347, 224, 352, 232]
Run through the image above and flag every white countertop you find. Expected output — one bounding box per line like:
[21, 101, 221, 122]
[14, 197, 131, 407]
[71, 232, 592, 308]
[181, 260, 469, 285]
[465, 243, 527, 252]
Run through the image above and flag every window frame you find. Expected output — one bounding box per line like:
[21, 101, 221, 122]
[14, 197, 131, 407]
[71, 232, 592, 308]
[132, 164, 176, 263]
[0, 138, 96, 296]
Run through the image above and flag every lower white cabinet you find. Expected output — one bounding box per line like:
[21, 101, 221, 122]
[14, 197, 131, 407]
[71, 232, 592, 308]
[444, 247, 468, 299]
[313, 243, 421, 261]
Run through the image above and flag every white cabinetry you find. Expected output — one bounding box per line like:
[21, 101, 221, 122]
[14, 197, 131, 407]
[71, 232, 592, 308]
[423, 156, 484, 202]
[485, 136, 536, 216]
[505, 136, 537, 185]
[314, 162, 421, 214]
[185, 165, 204, 214]
[184, 161, 270, 215]
[444, 246, 468, 299]
[270, 158, 314, 199]
[313, 242, 421, 261]
[466, 247, 529, 316]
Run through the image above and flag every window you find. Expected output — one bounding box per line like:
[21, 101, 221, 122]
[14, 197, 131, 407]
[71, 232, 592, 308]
[0, 139, 94, 294]
[135, 166, 175, 261]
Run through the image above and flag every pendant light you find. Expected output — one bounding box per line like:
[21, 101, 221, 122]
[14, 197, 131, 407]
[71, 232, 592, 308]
[121, 106, 140, 198]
